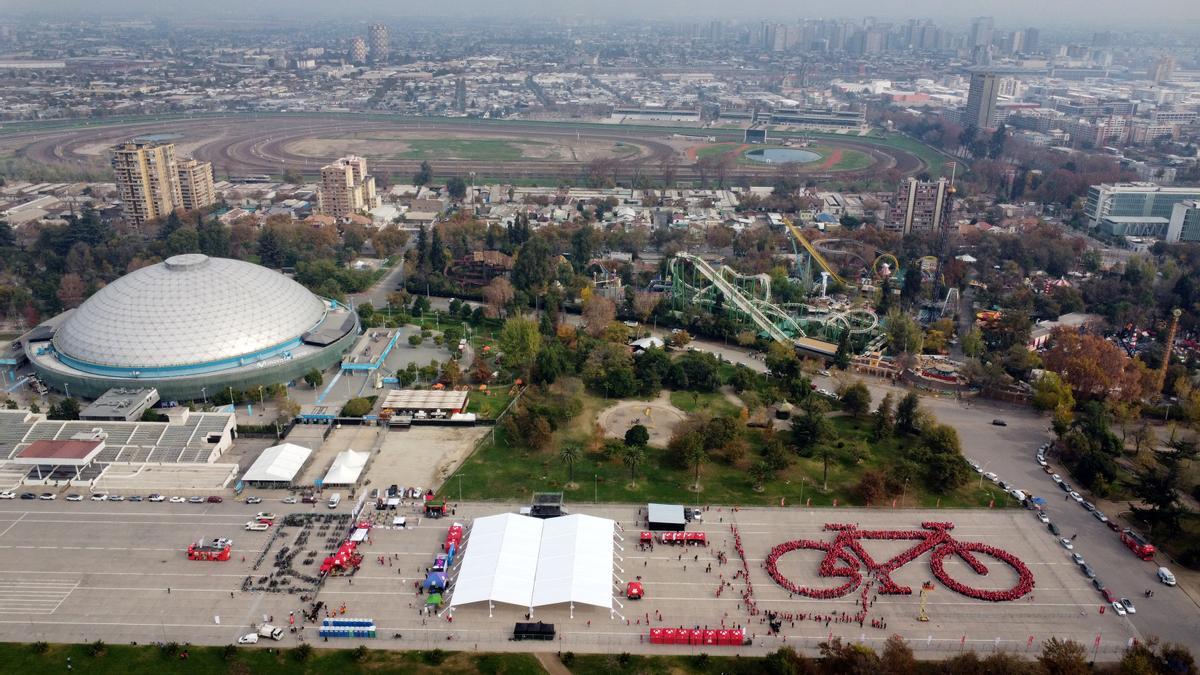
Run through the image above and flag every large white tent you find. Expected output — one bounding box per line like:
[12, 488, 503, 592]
[450, 513, 615, 612]
[241, 442, 312, 485]
[321, 449, 368, 486]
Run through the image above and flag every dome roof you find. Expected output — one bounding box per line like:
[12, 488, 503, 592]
[52, 254, 328, 370]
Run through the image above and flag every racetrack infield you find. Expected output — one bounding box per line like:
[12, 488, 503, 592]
[0, 113, 934, 183]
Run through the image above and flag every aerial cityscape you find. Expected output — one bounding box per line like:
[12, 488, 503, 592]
[1, 2, 1200, 673]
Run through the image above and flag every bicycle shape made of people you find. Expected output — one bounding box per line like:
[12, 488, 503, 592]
[765, 522, 1035, 602]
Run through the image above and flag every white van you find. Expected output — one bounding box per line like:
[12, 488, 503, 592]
[1158, 567, 1177, 586]
[328, 493, 341, 509]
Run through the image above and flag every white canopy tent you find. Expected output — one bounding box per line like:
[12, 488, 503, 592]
[241, 442, 312, 484]
[449, 513, 615, 613]
[321, 450, 368, 486]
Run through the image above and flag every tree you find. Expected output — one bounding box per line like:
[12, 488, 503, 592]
[668, 330, 692, 349]
[896, 392, 922, 434]
[880, 635, 917, 675]
[962, 327, 985, 358]
[303, 368, 324, 388]
[581, 295, 616, 338]
[839, 381, 871, 417]
[1037, 638, 1090, 675]
[498, 317, 541, 380]
[749, 461, 772, 491]
[1032, 372, 1075, 412]
[446, 176, 467, 200]
[686, 441, 708, 491]
[632, 292, 660, 323]
[56, 273, 86, 309]
[341, 397, 373, 417]
[900, 266, 923, 305]
[441, 358, 462, 387]
[792, 397, 832, 450]
[833, 330, 851, 370]
[47, 397, 80, 420]
[482, 277, 515, 319]
[413, 161, 433, 187]
[1042, 328, 1154, 403]
[408, 333, 423, 347]
[511, 233, 555, 297]
[622, 444, 644, 481]
[559, 442, 581, 484]
[624, 424, 649, 448]
[885, 309, 923, 355]
[872, 393, 895, 440]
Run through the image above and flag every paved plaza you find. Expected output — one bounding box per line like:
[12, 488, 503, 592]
[0, 499, 1140, 659]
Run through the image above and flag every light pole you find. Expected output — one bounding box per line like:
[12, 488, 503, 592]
[64, 382, 70, 399]
[201, 387, 207, 405]
[258, 386, 265, 415]
[901, 478, 909, 508]
[978, 462, 992, 489]
[594, 474, 598, 504]
[228, 386, 234, 407]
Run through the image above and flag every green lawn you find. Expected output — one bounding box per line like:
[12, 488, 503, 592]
[0, 643, 544, 675]
[395, 139, 545, 162]
[694, 142, 743, 159]
[465, 389, 516, 419]
[827, 147, 875, 171]
[445, 381, 1008, 509]
[568, 653, 761, 675]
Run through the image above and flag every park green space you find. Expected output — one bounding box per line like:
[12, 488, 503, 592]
[445, 379, 1008, 508]
[391, 138, 550, 162]
[0, 642, 542, 675]
[695, 142, 874, 172]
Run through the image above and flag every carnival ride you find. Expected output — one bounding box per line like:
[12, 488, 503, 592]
[782, 218, 903, 294]
[667, 252, 879, 344]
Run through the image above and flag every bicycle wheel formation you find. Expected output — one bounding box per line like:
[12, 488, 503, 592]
[765, 522, 1035, 602]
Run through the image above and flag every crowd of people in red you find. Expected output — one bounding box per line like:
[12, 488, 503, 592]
[764, 522, 1035, 603]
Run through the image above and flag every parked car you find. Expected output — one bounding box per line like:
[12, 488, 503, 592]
[169, 496, 186, 503]
[65, 494, 83, 502]
[237, 633, 259, 645]
[1111, 601, 1127, 616]
[1092, 578, 1105, 591]
[128, 495, 143, 502]
[1036, 512, 1050, 524]
[1120, 598, 1137, 614]
[245, 521, 270, 531]
[1071, 553, 1085, 565]
[1081, 564, 1096, 579]
[1082, 501, 1096, 512]
[1060, 538, 1074, 550]
[1093, 511, 1109, 523]
[1052, 474, 1063, 483]
[90, 493, 108, 501]
[1106, 520, 1121, 532]
[206, 496, 223, 503]
[148, 494, 165, 502]
[245, 496, 262, 505]
[1059, 482, 1071, 492]
[0, 490, 14, 500]
[187, 496, 204, 504]
[108, 495, 125, 502]
[1070, 491, 1084, 503]
[1100, 588, 1116, 603]
[1158, 567, 1177, 586]
[19, 492, 35, 499]
[991, 419, 1007, 426]
[38, 493, 55, 500]
[301, 494, 317, 504]
[282, 496, 298, 504]
[1048, 522, 1061, 536]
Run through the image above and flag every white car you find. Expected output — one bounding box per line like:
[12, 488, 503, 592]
[984, 472, 999, 483]
[65, 494, 83, 502]
[254, 512, 277, 522]
[281, 496, 298, 504]
[38, 493, 56, 500]
[246, 496, 262, 504]
[1069, 491, 1083, 503]
[1111, 601, 1127, 617]
[236, 633, 259, 644]
[1120, 598, 1136, 614]
[108, 495, 125, 502]
[169, 496, 186, 503]
[0, 491, 15, 500]
[1036, 512, 1050, 524]
[245, 521, 270, 531]
[90, 493, 108, 501]
[1060, 538, 1074, 550]
[148, 494, 165, 502]
[1037, 458, 1048, 467]
[1051, 474, 1063, 483]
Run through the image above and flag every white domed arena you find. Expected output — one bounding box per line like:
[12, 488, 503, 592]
[25, 254, 359, 400]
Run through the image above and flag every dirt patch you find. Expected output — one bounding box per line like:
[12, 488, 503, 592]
[597, 394, 687, 447]
[819, 148, 844, 170]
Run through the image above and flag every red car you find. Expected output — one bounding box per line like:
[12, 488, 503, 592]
[1100, 588, 1116, 603]
[206, 495, 224, 503]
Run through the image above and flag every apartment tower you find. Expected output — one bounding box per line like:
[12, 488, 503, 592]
[111, 141, 182, 227]
[176, 158, 216, 211]
[318, 155, 379, 218]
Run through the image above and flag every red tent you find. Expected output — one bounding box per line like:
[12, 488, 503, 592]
[640, 531, 653, 542]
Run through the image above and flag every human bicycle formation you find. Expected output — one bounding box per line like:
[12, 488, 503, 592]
[764, 521, 1036, 603]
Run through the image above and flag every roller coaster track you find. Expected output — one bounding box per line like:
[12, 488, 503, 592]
[784, 218, 848, 287]
[669, 253, 803, 343]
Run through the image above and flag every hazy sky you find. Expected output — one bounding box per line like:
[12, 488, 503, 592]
[3, 0, 1200, 27]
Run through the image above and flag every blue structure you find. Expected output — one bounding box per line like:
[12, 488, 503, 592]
[318, 617, 377, 639]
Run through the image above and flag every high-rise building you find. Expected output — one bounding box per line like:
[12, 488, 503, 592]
[318, 156, 379, 218]
[888, 177, 954, 234]
[368, 24, 389, 62]
[1023, 28, 1040, 53]
[349, 36, 368, 65]
[176, 158, 216, 212]
[111, 141, 182, 227]
[969, 16, 994, 49]
[964, 70, 1000, 129]
[1149, 56, 1176, 84]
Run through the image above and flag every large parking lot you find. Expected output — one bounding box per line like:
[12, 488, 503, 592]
[0, 499, 1144, 659]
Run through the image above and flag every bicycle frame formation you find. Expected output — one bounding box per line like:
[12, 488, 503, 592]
[765, 522, 1035, 603]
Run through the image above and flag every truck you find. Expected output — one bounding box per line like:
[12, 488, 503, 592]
[1121, 528, 1156, 560]
[257, 624, 285, 640]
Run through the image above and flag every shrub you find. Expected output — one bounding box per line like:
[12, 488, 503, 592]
[31, 641, 48, 654]
[422, 649, 448, 665]
[352, 645, 369, 662]
[88, 640, 106, 657]
[561, 651, 576, 665]
[292, 643, 313, 662]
